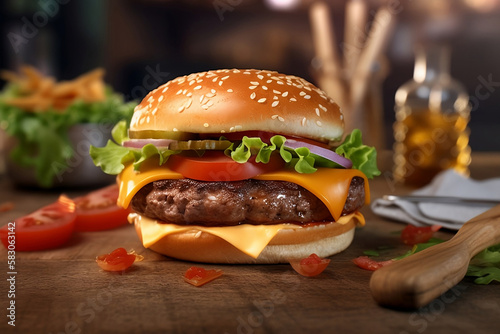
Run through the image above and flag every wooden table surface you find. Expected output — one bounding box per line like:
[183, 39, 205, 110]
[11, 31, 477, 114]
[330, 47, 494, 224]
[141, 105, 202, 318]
[1, 151, 500, 334]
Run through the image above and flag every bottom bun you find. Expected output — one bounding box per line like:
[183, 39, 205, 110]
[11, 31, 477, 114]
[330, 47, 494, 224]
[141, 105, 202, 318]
[133, 215, 358, 264]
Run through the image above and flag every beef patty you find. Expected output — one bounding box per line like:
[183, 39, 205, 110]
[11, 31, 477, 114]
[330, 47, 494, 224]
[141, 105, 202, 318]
[131, 177, 365, 227]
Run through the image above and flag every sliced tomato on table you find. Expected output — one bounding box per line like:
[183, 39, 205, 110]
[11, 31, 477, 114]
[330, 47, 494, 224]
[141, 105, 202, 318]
[0, 195, 76, 251]
[74, 184, 130, 232]
[289, 253, 331, 277]
[400, 224, 442, 246]
[352, 256, 394, 271]
[184, 266, 223, 286]
[168, 151, 284, 181]
[96, 247, 143, 272]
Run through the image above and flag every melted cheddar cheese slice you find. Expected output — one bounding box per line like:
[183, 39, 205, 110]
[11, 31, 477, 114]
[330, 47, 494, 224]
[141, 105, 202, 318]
[118, 159, 370, 222]
[130, 211, 365, 259]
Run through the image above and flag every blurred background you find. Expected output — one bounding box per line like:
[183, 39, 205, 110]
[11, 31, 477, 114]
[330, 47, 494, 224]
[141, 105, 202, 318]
[1, 0, 499, 152]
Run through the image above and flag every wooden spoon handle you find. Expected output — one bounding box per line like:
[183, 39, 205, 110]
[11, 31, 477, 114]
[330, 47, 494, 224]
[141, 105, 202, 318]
[370, 205, 500, 309]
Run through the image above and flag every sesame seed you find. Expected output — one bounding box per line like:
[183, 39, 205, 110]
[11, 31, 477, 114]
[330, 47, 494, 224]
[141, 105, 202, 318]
[319, 104, 327, 111]
[315, 108, 320, 116]
[161, 86, 169, 93]
[194, 85, 202, 90]
[249, 86, 257, 90]
[201, 104, 209, 110]
[212, 77, 218, 82]
[158, 95, 164, 102]
[186, 92, 193, 97]
[257, 75, 264, 80]
[185, 98, 192, 109]
[146, 116, 150, 123]
[206, 93, 215, 98]
[211, 89, 216, 94]
[278, 116, 285, 122]
[194, 231, 203, 238]
[204, 123, 209, 127]
[273, 96, 278, 100]
[262, 86, 268, 90]
[267, 80, 272, 83]
[189, 80, 196, 86]
[271, 115, 278, 119]
[139, 117, 145, 125]
[152, 107, 158, 115]
[290, 98, 297, 102]
[227, 89, 233, 93]
[234, 125, 243, 130]
[304, 95, 311, 99]
[200, 95, 205, 103]
[221, 130, 226, 133]
[229, 126, 235, 132]
[316, 120, 322, 127]
[273, 90, 281, 94]
[178, 105, 185, 113]
[258, 98, 266, 103]
[196, 79, 203, 83]
[277, 81, 284, 85]
[221, 76, 230, 80]
[243, 71, 251, 75]
[340, 114, 344, 120]
[299, 91, 306, 96]
[272, 101, 279, 107]
[176, 89, 183, 95]
[282, 91, 289, 97]
[250, 81, 259, 85]
[219, 81, 223, 86]
[250, 92, 256, 100]
[302, 117, 307, 126]
[233, 69, 240, 73]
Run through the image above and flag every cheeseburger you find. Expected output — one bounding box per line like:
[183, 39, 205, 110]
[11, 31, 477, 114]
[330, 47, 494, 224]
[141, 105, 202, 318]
[90, 69, 379, 263]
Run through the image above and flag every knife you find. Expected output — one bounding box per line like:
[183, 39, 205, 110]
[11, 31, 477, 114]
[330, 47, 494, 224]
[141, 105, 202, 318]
[369, 204, 500, 309]
[383, 195, 500, 206]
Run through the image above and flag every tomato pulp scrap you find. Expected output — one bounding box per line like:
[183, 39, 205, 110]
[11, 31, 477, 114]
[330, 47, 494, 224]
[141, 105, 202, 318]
[352, 256, 394, 271]
[184, 266, 223, 287]
[289, 253, 331, 277]
[96, 247, 143, 272]
[400, 224, 442, 246]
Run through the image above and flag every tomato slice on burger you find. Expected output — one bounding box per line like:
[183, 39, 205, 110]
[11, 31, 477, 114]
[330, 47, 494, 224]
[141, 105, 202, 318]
[400, 224, 442, 246]
[168, 151, 285, 181]
[74, 184, 131, 232]
[184, 266, 223, 287]
[96, 247, 143, 272]
[289, 253, 331, 277]
[0, 195, 76, 251]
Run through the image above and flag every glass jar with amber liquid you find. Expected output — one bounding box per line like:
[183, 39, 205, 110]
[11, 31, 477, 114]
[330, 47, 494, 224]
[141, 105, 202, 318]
[393, 44, 471, 186]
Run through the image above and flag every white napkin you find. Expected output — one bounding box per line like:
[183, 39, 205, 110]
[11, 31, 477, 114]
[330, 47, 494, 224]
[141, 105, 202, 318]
[371, 169, 500, 230]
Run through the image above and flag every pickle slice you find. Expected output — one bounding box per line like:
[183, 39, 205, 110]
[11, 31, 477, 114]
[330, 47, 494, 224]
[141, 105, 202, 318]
[129, 130, 195, 141]
[169, 140, 232, 151]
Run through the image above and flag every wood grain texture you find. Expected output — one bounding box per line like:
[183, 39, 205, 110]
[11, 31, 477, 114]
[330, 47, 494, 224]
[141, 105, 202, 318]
[370, 204, 500, 309]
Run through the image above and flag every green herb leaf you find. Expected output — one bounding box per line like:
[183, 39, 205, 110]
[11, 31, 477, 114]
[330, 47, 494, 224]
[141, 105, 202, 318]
[363, 250, 380, 257]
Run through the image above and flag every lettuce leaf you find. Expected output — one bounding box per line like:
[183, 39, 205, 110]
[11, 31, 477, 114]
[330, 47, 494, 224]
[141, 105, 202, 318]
[91, 125, 380, 178]
[335, 129, 380, 179]
[0, 85, 136, 187]
[89, 121, 180, 174]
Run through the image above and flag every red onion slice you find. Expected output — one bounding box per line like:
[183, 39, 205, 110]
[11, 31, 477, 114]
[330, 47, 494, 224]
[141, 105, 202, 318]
[283, 139, 352, 169]
[122, 138, 176, 149]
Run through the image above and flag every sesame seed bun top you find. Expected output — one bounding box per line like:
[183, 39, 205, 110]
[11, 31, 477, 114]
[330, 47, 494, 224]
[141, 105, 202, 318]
[130, 69, 345, 144]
